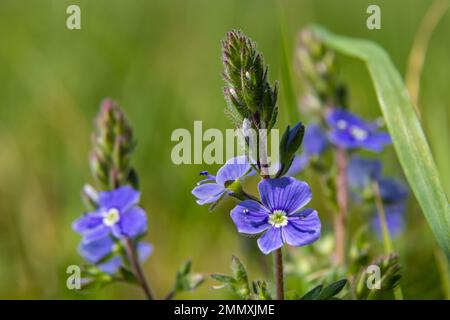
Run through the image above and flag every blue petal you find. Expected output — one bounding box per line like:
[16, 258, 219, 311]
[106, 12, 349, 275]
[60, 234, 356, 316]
[216, 155, 251, 186]
[286, 154, 310, 176]
[98, 256, 122, 274]
[257, 227, 284, 254]
[258, 177, 312, 214]
[328, 129, 362, 149]
[362, 132, 392, 152]
[72, 212, 103, 234]
[347, 155, 382, 189]
[303, 123, 328, 156]
[82, 224, 111, 243]
[114, 206, 147, 238]
[78, 236, 114, 263]
[230, 200, 270, 234]
[98, 186, 140, 212]
[326, 108, 367, 129]
[192, 183, 225, 205]
[137, 242, 153, 262]
[379, 178, 408, 203]
[282, 209, 321, 247]
[373, 203, 405, 238]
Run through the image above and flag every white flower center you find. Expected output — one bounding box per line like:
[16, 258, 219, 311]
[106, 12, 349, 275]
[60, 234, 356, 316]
[350, 126, 368, 141]
[103, 208, 120, 226]
[337, 120, 347, 130]
[268, 210, 288, 228]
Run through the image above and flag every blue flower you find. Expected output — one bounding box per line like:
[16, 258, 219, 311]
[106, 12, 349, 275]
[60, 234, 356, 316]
[372, 203, 406, 239]
[230, 177, 321, 254]
[378, 178, 408, 204]
[192, 155, 253, 205]
[326, 108, 391, 152]
[73, 186, 147, 243]
[347, 155, 382, 190]
[79, 236, 153, 274]
[287, 123, 328, 175]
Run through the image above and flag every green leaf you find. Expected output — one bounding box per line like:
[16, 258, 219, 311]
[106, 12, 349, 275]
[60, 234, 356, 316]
[300, 284, 323, 300]
[318, 279, 347, 299]
[311, 25, 450, 256]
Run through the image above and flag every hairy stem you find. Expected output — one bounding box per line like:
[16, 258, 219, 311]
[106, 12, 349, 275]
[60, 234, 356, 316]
[274, 248, 284, 300]
[124, 237, 155, 300]
[372, 181, 404, 300]
[334, 147, 348, 266]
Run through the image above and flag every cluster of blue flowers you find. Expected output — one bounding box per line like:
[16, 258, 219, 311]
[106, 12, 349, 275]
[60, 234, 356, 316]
[193, 157, 321, 254]
[288, 107, 408, 238]
[73, 186, 152, 274]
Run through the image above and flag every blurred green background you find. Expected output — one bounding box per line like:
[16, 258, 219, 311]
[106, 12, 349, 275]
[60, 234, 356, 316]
[0, 0, 448, 299]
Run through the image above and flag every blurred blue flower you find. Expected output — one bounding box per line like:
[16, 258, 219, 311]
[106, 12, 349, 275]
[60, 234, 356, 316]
[73, 186, 147, 243]
[287, 123, 328, 175]
[79, 236, 153, 274]
[192, 155, 252, 205]
[230, 177, 321, 254]
[326, 108, 391, 152]
[378, 178, 408, 204]
[346, 155, 408, 238]
[372, 203, 406, 239]
[347, 155, 382, 190]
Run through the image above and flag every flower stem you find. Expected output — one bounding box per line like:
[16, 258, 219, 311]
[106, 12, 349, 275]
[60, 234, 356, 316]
[274, 248, 284, 300]
[334, 147, 348, 267]
[124, 237, 155, 300]
[372, 181, 404, 300]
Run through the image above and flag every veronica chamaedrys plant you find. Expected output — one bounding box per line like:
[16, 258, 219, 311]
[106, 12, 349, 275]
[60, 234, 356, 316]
[74, 99, 204, 299]
[194, 30, 324, 300]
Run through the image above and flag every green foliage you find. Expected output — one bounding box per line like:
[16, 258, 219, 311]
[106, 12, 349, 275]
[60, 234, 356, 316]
[311, 26, 450, 257]
[167, 260, 205, 299]
[277, 122, 305, 177]
[211, 256, 272, 300]
[354, 254, 402, 299]
[300, 279, 347, 300]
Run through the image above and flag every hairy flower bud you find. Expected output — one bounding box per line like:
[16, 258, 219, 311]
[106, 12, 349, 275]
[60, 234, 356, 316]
[222, 30, 278, 130]
[90, 98, 137, 189]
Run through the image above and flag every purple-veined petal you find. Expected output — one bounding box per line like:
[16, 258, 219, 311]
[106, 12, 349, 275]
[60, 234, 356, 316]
[282, 209, 321, 247]
[230, 200, 270, 234]
[216, 155, 251, 186]
[98, 256, 122, 274]
[257, 227, 284, 254]
[114, 206, 147, 238]
[78, 236, 114, 263]
[192, 183, 225, 205]
[258, 177, 312, 214]
[98, 186, 140, 212]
